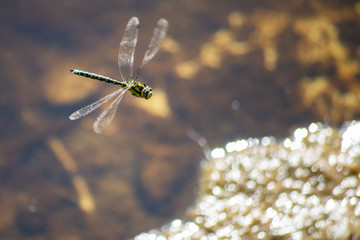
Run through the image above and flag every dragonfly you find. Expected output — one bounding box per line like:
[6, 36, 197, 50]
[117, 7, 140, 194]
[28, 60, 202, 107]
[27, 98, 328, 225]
[69, 16, 169, 134]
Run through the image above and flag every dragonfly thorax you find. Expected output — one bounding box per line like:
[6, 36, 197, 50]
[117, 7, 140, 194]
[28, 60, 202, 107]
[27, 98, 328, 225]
[129, 82, 153, 100]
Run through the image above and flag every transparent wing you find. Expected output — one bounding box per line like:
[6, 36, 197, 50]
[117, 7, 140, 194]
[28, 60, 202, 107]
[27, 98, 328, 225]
[69, 88, 125, 120]
[93, 86, 132, 134]
[139, 18, 169, 69]
[118, 16, 139, 82]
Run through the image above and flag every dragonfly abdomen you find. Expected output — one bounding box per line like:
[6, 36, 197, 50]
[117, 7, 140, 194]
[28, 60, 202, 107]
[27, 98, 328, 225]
[70, 69, 127, 87]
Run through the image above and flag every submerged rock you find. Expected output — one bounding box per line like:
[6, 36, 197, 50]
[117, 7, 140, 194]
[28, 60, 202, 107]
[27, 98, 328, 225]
[135, 121, 360, 239]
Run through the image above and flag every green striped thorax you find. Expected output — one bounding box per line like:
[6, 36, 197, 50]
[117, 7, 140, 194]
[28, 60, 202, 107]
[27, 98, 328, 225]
[128, 82, 153, 100]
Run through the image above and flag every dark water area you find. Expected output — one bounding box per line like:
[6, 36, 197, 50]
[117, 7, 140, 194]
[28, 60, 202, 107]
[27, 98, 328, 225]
[0, 0, 359, 239]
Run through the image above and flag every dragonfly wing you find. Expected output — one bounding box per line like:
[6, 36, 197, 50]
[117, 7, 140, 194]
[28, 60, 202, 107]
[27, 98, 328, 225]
[118, 17, 139, 81]
[139, 18, 169, 69]
[93, 86, 131, 134]
[69, 88, 125, 120]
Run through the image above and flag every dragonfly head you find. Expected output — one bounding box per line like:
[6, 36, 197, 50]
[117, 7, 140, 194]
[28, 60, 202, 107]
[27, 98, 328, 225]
[142, 85, 153, 100]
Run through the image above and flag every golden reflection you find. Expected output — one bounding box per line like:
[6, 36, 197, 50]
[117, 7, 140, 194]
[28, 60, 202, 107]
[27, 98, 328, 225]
[336, 60, 360, 81]
[200, 43, 222, 68]
[251, 12, 288, 71]
[44, 66, 97, 105]
[72, 175, 96, 214]
[47, 137, 78, 173]
[228, 12, 246, 28]
[263, 46, 277, 71]
[162, 37, 180, 54]
[295, 17, 360, 121]
[294, 17, 342, 65]
[294, 14, 360, 123]
[356, 2, 360, 15]
[174, 10, 289, 81]
[132, 88, 172, 118]
[169, 9, 360, 123]
[174, 12, 252, 79]
[213, 30, 234, 48]
[175, 60, 201, 79]
[47, 137, 95, 214]
[300, 76, 360, 123]
[226, 41, 251, 55]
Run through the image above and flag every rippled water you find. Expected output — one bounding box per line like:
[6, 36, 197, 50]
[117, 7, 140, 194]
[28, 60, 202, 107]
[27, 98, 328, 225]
[0, 0, 359, 239]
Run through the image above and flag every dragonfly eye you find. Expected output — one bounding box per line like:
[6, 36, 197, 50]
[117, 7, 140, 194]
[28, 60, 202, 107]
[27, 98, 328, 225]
[143, 87, 153, 99]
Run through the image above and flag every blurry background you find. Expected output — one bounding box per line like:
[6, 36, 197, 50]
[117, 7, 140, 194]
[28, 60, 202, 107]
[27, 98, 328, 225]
[0, 0, 360, 239]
